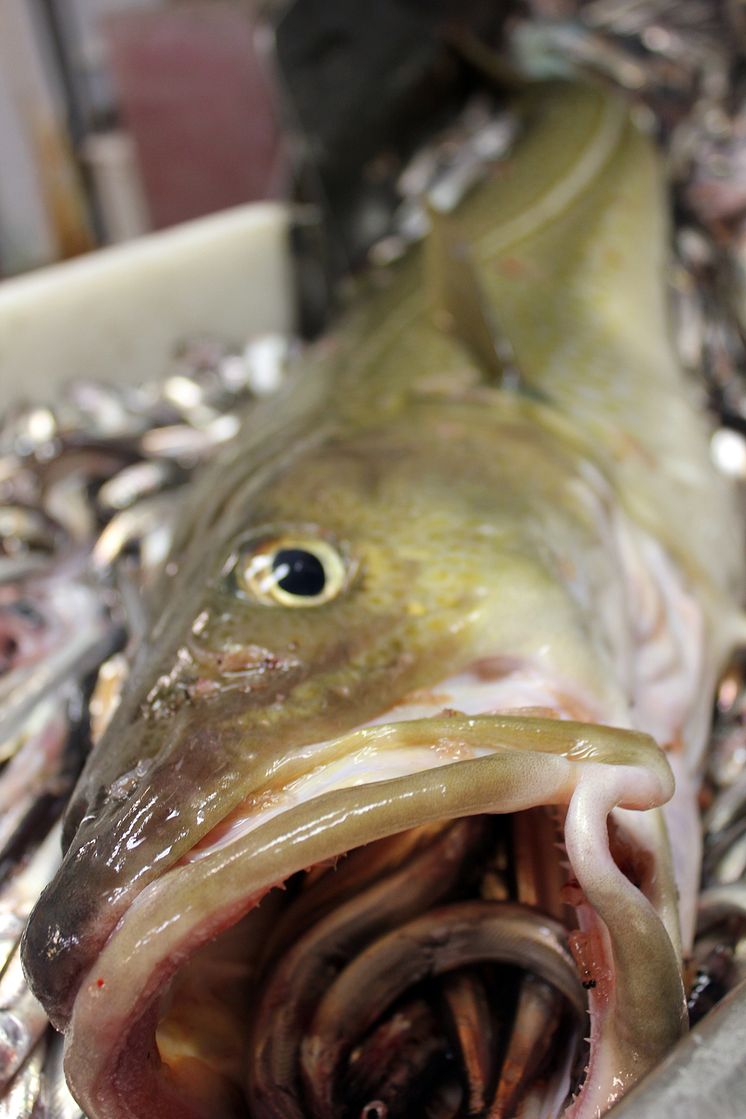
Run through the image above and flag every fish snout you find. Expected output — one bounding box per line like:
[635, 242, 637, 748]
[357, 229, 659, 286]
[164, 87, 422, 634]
[22, 724, 233, 1028]
[185, 641, 304, 702]
[22, 842, 116, 1031]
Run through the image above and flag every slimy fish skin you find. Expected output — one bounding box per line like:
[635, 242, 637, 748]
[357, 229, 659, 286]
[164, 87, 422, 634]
[22, 82, 746, 1119]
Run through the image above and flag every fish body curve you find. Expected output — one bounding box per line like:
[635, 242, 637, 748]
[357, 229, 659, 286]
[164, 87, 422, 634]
[22, 81, 746, 1119]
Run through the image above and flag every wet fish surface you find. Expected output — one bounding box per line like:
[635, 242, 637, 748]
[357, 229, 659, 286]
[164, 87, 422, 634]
[19, 78, 746, 1119]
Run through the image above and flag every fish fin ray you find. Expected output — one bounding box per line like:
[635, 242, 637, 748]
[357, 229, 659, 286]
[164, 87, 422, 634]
[424, 201, 537, 397]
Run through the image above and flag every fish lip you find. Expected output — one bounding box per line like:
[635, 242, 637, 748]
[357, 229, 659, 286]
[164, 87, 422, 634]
[63, 760, 569, 1119]
[57, 722, 677, 1119]
[23, 659, 598, 1031]
[24, 658, 678, 1119]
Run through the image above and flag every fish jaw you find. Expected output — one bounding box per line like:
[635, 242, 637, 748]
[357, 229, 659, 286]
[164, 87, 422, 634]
[563, 773, 687, 1119]
[47, 715, 686, 1119]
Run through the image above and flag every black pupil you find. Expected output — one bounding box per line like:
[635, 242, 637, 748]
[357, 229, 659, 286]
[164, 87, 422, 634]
[272, 548, 327, 597]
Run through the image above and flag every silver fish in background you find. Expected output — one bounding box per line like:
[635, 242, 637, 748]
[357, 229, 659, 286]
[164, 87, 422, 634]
[0, 332, 289, 1117]
[18, 75, 746, 1119]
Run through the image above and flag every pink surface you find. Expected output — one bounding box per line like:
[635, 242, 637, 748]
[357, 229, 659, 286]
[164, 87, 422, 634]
[106, 3, 285, 229]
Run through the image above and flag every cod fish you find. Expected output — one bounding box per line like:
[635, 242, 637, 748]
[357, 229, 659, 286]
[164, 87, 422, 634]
[22, 82, 746, 1119]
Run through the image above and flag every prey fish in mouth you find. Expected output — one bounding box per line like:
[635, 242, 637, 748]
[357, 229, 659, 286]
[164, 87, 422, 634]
[21, 81, 746, 1119]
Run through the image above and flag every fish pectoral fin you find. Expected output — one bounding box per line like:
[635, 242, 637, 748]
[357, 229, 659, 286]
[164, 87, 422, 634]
[425, 201, 539, 397]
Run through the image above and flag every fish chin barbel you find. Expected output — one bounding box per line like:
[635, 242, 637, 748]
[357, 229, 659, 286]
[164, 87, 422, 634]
[21, 82, 746, 1118]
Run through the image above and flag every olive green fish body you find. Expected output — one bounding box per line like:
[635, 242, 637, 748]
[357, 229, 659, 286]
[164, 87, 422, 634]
[335, 83, 739, 597]
[22, 82, 744, 1119]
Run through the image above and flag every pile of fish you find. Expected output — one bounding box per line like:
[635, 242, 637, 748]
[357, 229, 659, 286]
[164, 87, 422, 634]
[1, 2, 746, 1118]
[245, 812, 587, 1118]
[0, 337, 292, 1117]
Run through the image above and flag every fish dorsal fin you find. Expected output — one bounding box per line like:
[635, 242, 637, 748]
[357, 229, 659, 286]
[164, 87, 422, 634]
[425, 201, 524, 392]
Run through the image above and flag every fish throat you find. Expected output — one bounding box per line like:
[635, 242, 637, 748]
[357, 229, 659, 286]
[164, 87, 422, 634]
[66, 706, 684, 1119]
[161, 809, 589, 1119]
[126, 701, 687, 1119]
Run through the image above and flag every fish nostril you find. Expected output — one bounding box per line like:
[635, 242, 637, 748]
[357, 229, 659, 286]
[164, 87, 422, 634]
[212, 644, 283, 674]
[205, 643, 302, 682]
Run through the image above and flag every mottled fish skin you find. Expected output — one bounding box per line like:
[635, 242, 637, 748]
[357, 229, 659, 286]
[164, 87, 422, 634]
[21, 82, 745, 1118]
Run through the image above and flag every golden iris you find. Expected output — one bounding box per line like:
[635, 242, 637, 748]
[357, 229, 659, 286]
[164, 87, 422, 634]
[234, 535, 348, 607]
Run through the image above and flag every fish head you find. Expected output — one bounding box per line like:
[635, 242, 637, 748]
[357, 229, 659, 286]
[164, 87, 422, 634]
[24, 393, 596, 1003]
[21, 389, 686, 1119]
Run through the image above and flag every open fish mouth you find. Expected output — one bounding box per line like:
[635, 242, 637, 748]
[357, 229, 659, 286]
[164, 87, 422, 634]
[225, 815, 584, 1119]
[12, 30, 744, 1115]
[56, 682, 685, 1119]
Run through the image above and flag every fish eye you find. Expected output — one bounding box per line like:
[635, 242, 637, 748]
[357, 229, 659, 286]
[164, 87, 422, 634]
[232, 534, 349, 607]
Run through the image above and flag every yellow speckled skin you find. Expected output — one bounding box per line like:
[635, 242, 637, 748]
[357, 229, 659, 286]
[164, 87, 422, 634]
[23, 84, 743, 1105]
[332, 82, 741, 595]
